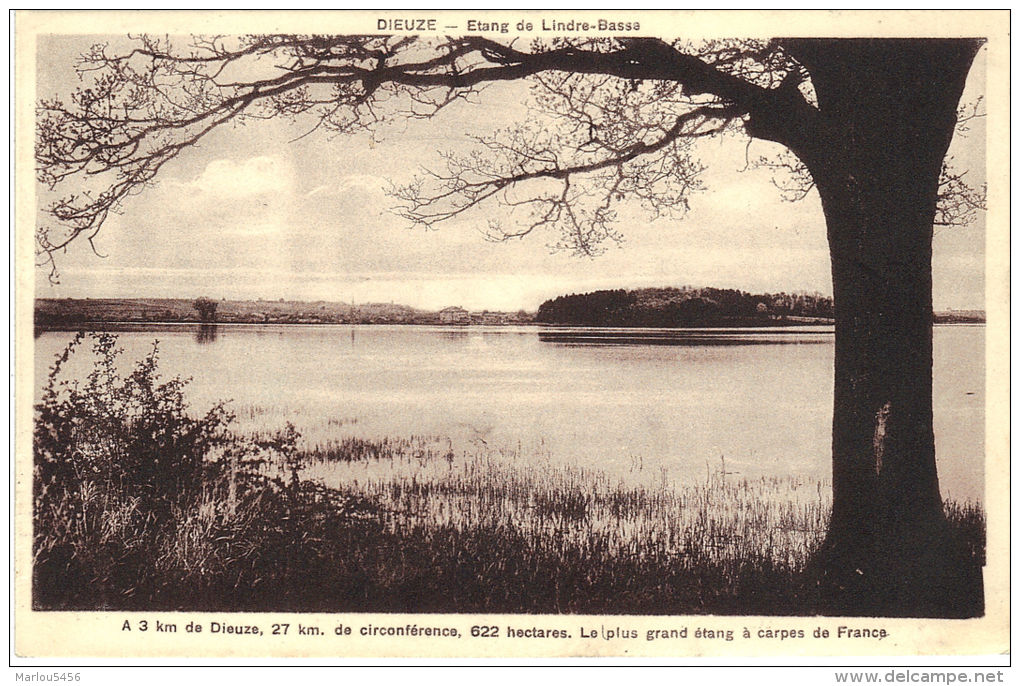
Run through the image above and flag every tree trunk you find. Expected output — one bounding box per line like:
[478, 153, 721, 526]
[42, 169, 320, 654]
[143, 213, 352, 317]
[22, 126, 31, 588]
[784, 39, 984, 616]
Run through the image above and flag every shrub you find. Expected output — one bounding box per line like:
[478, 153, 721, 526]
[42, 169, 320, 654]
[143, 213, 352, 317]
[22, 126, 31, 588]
[32, 332, 333, 609]
[35, 333, 236, 506]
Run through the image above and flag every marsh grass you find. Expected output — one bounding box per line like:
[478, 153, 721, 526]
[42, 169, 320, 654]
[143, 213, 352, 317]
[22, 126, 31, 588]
[289, 438, 834, 614]
[33, 335, 986, 614]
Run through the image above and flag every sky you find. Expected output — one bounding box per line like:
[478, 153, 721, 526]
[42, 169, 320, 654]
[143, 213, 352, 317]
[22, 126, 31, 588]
[33, 35, 987, 312]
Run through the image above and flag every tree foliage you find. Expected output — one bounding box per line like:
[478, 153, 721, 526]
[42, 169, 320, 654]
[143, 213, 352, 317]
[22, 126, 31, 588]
[192, 296, 218, 322]
[536, 286, 833, 326]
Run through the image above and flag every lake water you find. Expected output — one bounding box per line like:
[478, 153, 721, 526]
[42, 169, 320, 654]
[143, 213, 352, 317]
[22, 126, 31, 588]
[33, 324, 985, 503]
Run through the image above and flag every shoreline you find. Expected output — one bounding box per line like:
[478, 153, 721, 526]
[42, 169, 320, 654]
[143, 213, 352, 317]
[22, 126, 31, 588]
[33, 319, 991, 333]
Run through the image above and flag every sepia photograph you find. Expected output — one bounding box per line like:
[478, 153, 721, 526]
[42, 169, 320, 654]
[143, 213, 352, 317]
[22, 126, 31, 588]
[13, 10, 1009, 661]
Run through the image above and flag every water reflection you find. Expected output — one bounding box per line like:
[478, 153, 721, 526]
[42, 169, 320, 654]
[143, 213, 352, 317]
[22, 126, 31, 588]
[437, 329, 472, 341]
[538, 327, 834, 347]
[196, 324, 219, 344]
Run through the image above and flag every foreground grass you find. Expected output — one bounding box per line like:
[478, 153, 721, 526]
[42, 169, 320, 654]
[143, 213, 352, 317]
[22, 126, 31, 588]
[35, 433, 985, 614]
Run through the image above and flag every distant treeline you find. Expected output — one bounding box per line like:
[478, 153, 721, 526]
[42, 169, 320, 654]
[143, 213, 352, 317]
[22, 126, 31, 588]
[536, 287, 835, 327]
[932, 310, 986, 324]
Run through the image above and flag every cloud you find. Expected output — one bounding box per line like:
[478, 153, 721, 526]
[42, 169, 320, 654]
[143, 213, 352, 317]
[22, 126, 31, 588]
[185, 156, 293, 197]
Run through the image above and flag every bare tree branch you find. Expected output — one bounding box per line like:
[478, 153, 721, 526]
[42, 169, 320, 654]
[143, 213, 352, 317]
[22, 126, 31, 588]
[38, 34, 982, 277]
[36, 34, 821, 276]
[935, 158, 986, 229]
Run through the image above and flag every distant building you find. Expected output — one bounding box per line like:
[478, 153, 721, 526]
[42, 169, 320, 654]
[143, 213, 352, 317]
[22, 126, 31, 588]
[438, 306, 470, 324]
[473, 310, 506, 325]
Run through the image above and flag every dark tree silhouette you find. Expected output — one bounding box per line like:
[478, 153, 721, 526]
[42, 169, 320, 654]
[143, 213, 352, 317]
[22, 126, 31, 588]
[35, 35, 986, 616]
[192, 297, 218, 322]
[535, 287, 832, 326]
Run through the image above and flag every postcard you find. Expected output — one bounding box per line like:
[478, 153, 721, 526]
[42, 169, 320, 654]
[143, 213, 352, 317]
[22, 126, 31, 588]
[13, 9, 1010, 660]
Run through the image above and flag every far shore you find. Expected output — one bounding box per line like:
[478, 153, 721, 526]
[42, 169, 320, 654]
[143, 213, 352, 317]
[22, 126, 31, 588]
[33, 296, 984, 330]
[33, 318, 991, 333]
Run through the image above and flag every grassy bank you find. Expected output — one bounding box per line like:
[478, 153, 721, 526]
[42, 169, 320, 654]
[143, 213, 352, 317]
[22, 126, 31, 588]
[33, 334, 985, 614]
